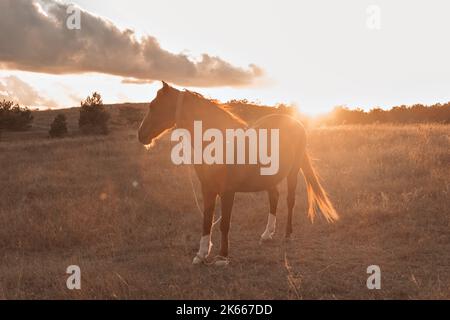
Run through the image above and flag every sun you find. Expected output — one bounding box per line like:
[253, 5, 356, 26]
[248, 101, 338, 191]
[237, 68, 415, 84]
[294, 103, 330, 118]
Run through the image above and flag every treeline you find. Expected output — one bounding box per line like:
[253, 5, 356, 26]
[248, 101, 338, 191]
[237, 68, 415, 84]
[323, 103, 450, 125]
[226, 99, 450, 125]
[0, 92, 110, 139]
[1, 97, 449, 140]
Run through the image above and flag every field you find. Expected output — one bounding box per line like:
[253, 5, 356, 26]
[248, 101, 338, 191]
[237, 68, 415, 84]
[0, 106, 449, 299]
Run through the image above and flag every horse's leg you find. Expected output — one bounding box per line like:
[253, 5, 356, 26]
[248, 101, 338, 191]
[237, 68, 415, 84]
[286, 168, 299, 239]
[260, 187, 279, 243]
[216, 191, 235, 265]
[192, 189, 217, 264]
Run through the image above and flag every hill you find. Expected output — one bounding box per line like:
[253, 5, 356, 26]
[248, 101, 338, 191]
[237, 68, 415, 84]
[0, 108, 449, 298]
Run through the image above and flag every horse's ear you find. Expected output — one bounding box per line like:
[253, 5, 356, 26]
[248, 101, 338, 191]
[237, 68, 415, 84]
[161, 81, 169, 89]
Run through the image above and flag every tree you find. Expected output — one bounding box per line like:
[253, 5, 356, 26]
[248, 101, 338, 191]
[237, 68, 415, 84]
[78, 92, 109, 135]
[49, 114, 68, 138]
[0, 100, 33, 132]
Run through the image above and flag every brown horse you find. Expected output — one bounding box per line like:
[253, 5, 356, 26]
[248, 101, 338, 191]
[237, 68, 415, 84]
[138, 82, 338, 265]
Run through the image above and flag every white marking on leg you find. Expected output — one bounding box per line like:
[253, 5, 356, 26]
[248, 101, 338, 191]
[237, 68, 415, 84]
[198, 234, 212, 257]
[261, 213, 276, 241]
[214, 256, 230, 267]
[193, 235, 212, 264]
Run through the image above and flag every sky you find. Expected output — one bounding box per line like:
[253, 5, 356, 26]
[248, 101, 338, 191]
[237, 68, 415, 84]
[1, 0, 450, 115]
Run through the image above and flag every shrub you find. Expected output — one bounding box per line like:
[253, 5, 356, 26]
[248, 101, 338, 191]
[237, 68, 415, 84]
[0, 100, 33, 132]
[78, 92, 109, 135]
[49, 114, 68, 138]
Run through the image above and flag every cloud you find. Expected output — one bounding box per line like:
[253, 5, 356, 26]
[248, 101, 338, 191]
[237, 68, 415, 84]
[121, 78, 154, 85]
[0, 0, 263, 87]
[0, 75, 57, 108]
[57, 83, 82, 104]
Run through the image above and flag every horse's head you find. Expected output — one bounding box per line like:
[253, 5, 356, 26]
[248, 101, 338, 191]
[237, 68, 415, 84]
[138, 81, 180, 145]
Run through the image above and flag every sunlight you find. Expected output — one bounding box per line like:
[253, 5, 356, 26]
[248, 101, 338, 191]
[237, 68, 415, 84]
[295, 103, 330, 118]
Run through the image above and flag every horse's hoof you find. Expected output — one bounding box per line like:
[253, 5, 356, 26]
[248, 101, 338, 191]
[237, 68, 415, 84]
[192, 255, 205, 265]
[213, 256, 230, 267]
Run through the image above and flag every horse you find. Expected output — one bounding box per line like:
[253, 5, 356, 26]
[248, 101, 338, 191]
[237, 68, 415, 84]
[138, 81, 338, 266]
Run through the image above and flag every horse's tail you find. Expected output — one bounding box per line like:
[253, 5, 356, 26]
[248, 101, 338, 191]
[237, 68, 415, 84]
[300, 152, 339, 223]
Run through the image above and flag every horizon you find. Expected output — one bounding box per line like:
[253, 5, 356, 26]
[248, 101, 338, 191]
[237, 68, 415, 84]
[28, 91, 450, 119]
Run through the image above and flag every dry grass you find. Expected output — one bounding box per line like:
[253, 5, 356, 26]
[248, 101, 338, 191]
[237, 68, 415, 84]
[0, 109, 449, 299]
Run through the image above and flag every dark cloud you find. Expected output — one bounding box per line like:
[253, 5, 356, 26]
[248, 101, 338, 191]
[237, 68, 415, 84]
[0, 0, 263, 87]
[0, 75, 57, 108]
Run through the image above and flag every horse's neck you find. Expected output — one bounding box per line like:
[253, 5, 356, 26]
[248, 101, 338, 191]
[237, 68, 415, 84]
[180, 95, 245, 131]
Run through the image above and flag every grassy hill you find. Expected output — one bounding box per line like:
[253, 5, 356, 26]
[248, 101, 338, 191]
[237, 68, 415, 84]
[0, 102, 449, 298]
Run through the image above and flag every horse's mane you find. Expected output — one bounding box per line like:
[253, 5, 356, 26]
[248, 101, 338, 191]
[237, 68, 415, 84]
[184, 90, 247, 127]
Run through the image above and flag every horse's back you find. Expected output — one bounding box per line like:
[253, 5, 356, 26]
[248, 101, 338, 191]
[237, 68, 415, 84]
[252, 113, 306, 151]
[228, 114, 307, 192]
[252, 114, 306, 136]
